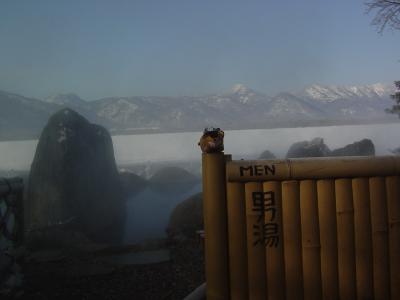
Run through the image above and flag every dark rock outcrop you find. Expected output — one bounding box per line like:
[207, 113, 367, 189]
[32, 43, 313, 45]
[166, 193, 203, 240]
[149, 167, 199, 193]
[286, 137, 331, 158]
[258, 150, 276, 160]
[119, 171, 147, 198]
[27, 108, 124, 245]
[391, 147, 400, 155]
[330, 139, 375, 157]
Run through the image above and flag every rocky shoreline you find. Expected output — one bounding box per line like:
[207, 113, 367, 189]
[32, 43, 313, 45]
[4, 240, 204, 300]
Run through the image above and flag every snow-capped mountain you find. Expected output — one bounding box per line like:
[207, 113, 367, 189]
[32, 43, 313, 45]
[299, 83, 395, 119]
[44, 93, 114, 127]
[302, 83, 393, 102]
[89, 83, 396, 131]
[45, 93, 87, 107]
[266, 92, 326, 119]
[0, 90, 58, 140]
[229, 83, 265, 104]
[0, 82, 397, 140]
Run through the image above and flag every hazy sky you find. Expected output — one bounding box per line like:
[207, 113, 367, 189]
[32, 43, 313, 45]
[0, 0, 399, 100]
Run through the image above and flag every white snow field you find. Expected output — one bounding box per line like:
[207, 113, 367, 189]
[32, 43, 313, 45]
[0, 122, 399, 171]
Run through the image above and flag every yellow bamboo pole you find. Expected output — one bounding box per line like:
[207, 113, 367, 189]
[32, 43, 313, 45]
[226, 182, 248, 300]
[385, 176, 400, 300]
[369, 177, 390, 300]
[300, 180, 322, 300]
[335, 178, 357, 300]
[245, 182, 267, 300]
[282, 180, 304, 300]
[317, 180, 339, 300]
[227, 156, 400, 182]
[352, 178, 373, 300]
[263, 181, 285, 300]
[202, 153, 230, 300]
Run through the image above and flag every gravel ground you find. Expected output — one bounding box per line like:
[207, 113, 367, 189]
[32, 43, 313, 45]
[5, 240, 205, 300]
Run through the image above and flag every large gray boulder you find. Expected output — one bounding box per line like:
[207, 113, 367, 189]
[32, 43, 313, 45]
[27, 108, 125, 244]
[330, 139, 375, 157]
[286, 137, 331, 158]
[166, 193, 203, 240]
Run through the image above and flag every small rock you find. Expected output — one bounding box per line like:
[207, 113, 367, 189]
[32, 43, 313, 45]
[258, 150, 276, 159]
[286, 137, 331, 158]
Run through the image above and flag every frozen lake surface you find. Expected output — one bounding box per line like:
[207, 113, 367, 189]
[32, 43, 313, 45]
[1, 123, 400, 170]
[2, 122, 399, 242]
[0, 123, 400, 170]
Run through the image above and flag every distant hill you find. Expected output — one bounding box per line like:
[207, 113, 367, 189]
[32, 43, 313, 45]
[0, 82, 398, 140]
[148, 167, 199, 193]
[0, 91, 57, 140]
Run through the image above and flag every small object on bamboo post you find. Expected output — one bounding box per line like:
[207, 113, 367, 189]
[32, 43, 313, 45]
[198, 127, 224, 153]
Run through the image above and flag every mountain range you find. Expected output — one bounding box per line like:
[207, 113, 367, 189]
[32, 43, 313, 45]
[0, 83, 398, 140]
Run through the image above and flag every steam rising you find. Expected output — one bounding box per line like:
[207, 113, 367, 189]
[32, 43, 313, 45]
[1, 123, 399, 171]
[1, 123, 399, 242]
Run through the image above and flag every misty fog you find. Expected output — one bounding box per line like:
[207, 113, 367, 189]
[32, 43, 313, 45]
[1, 0, 400, 298]
[124, 183, 202, 243]
[1, 122, 400, 242]
[1, 122, 399, 171]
